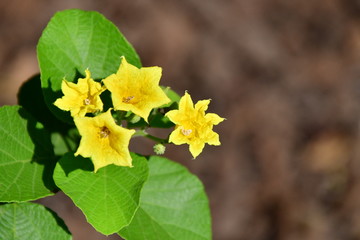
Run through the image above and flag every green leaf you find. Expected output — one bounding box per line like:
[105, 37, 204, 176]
[161, 86, 181, 108]
[119, 156, 212, 240]
[0, 106, 56, 202]
[50, 131, 78, 156]
[148, 111, 174, 128]
[0, 202, 71, 240]
[53, 152, 149, 235]
[37, 9, 141, 123]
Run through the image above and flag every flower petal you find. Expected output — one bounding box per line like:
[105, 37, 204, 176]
[178, 92, 194, 113]
[189, 141, 205, 159]
[165, 109, 182, 125]
[205, 113, 225, 125]
[206, 132, 221, 146]
[53, 70, 104, 117]
[168, 127, 190, 145]
[103, 57, 170, 122]
[74, 109, 135, 172]
[61, 80, 80, 96]
[195, 100, 210, 113]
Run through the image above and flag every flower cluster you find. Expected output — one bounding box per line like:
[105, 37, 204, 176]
[54, 57, 224, 172]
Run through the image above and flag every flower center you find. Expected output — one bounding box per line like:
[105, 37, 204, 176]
[122, 96, 135, 103]
[181, 128, 192, 136]
[84, 98, 91, 105]
[99, 126, 110, 138]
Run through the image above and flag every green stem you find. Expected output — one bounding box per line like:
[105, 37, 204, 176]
[133, 130, 168, 144]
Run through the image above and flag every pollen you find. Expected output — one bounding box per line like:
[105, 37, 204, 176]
[84, 98, 91, 105]
[99, 126, 110, 138]
[122, 96, 135, 103]
[181, 128, 192, 136]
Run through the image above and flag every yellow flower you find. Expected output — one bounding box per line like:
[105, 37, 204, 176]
[54, 69, 105, 117]
[103, 57, 170, 122]
[74, 109, 135, 172]
[166, 92, 225, 158]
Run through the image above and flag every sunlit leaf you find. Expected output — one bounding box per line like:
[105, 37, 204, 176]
[37, 9, 141, 123]
[53, 152, 148, 235]
[0, 202, 71, 240]
[119, 156, 212, 240]
[0, 106, 56, 202]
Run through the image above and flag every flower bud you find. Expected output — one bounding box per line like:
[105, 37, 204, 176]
[153, 143, 166, 155]
[129, 115, 141, 124]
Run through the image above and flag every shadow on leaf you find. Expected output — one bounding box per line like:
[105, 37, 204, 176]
[58, 152, 94, 176]
[18, 74, 73, 132]
[17, 107, 58, 192]
[45, 206, 72, 235]
[19, 74, 83, 159]
[41, 75, 74, 125]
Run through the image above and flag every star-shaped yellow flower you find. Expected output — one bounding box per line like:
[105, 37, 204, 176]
[103, 57, 170, 122]
[54, 69, 105, 117]
[166, 92, 225, 158]
[74, 109, 135, 172]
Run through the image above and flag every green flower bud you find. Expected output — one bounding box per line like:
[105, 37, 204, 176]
[153, 143, 166, 155]
[129, 115, 141, 124]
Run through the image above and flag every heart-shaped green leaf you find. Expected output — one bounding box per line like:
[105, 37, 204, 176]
[53, 153, 148, 235]
[0, 106, 56, 202]
[0, 202, 71, 240]
[119, 156, 212, 240]
[37, 9, 141, 123]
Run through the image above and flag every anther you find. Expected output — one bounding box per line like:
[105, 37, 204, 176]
[181, 129, 192, 136]
[84, 98, 91, 105]
[122, 96, 135, 103]
[99, 127, 110, 138]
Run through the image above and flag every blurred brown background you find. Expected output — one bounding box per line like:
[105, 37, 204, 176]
[2, 0, 360, 239]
